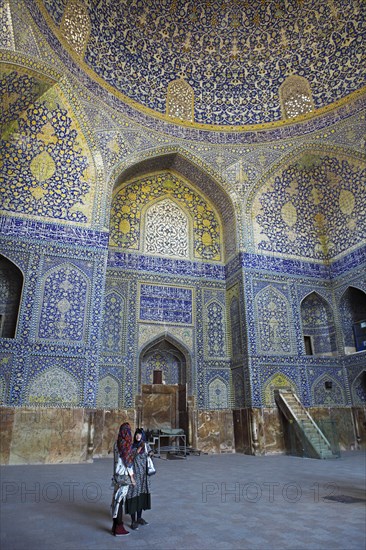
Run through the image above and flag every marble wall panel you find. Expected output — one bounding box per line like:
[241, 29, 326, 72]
[249, 406, 360, 455]
[261, 408, 287, 455]
[0, 407, 138, 464]
[142, 385, 178, 431]
[197, 410, 234, 453]
[1, 404, 362, 464]
[4, 408, 87, 464]
[93, 408, 136, 457]
[352, 407, 366, 449]
[0, 408, 14, 464]
[232, 409, 252, 454]
[309, 407, 358, 451]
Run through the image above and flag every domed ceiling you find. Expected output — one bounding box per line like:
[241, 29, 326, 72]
[37, 0, 365, 127]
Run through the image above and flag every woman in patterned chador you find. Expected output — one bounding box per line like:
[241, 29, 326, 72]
[111, 422, 136, 536]
[125, 428, 153, 530]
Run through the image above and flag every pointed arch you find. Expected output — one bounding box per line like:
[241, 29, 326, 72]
[246, 144, 365, 261]
[101, 291, 126, 353]
[311, 373, 345, 406]
[263, 373, 298, 407]
[27, 367, 81, 407]
[142, 196, 192, 259]
[37, 262, 89, 342]
[280, 75, 314, 119]
[339, 286, 366, 353]
[300, 291, 337, 356]
[351, 370, 366, 406]
[0, 254, 23, 338]
[0, 62, 99, 226]
[109, 147, 238, 261]
[97, 374, 120, 409]
[139, 332, 192, 392]
[110, 171, 222, 261]
[208, 376, 228, 409]
[166, 78, 194, 122]
[255, 285, 293, 354]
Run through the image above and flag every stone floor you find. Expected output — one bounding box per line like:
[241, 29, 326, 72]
[1, 450, 365, 550]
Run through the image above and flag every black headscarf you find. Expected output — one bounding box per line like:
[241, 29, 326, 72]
[132, 428, 146, 452]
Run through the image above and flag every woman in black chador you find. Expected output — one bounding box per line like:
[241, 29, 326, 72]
[125, 428, 153, 529]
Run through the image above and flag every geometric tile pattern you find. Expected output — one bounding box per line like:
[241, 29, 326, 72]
[37, 263, 89, 342]
[139, 284, 193, 325]
[0, 71, 96, 225]
[208, 377, 228, 409]
[251, 152, 366, 261]
[300, 292, 337, 355]
[2, 228, 366, 413]
[312, 373, 345, 406]
[110, 172, 222, 261]
[0, 4, 365, 416]
[27, 365, 80, 406]
[100, 291, 126, 353]
[254, 285, 293, 354]
[39, 0, 366, 126]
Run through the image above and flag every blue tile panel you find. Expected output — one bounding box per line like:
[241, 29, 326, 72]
[24, 1, 366, 136]
[226, 248, 366, 280]
[139, 284, 193, 324]
[0, 216, 109, 249]
[37, 0, 366, 126]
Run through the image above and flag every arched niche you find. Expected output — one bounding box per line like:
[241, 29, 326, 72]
[263, 373, 298, 407]
[37, 262, 90, 342]
[110, 170, 222, 261]
[60, 0, 91, 57]
[100, 291, 126, 354]
[1, 62, 99, 227]
[0, 254, 23, 338]
[205, 299, 226, 359]
[142, 196, 192, 259]
[312, 374, 345, 406]
[339, 287, 366, 354]
[351, 370, 366, 406]
[254, 285, 293, 355]
[247, 145, 365, 262]
[97, 374, 120, 409]
[166, 78, 194, 122]
[279, 75, 313, 119]
[139, 333, 191, 435]
[208, 376, 228, 409]
[110, 150, 238, 262]
[139, 333, 190, 389]
[300, 292, 337, 356]
[27, 367, 81, 407]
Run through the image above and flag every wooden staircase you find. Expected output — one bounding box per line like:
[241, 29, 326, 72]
[275, 389, 336, 459]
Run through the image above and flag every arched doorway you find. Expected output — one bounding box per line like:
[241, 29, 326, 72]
[0, 255, 23, 338]
[300, 292, 337, 356]
[139, 335, 190, 442]
[340, 287, 366, 353]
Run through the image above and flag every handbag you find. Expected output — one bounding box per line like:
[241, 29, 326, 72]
[147, 455, 156, 476]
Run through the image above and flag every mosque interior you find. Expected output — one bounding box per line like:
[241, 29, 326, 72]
[0, 0, 365, 464]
